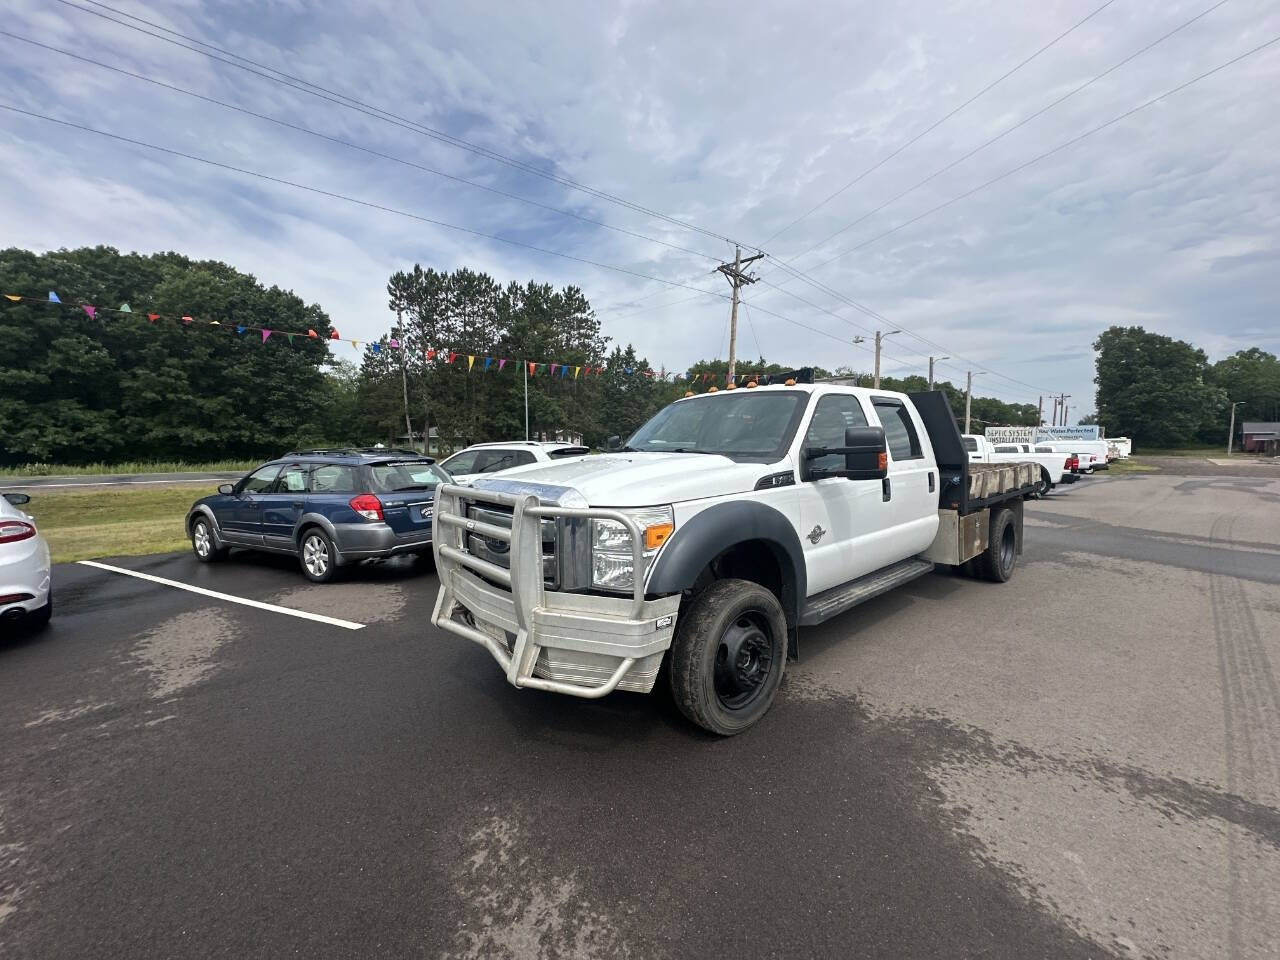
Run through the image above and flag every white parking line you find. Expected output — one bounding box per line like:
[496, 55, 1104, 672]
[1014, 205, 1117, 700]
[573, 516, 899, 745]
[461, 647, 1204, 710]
[76, 560, 366, 630]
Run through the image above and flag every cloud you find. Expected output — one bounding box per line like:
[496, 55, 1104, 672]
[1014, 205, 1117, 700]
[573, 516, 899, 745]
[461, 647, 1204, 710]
[2, 0, 1278, 416]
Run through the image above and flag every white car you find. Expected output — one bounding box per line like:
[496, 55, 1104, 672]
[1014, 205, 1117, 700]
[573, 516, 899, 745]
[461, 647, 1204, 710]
[439, 441, 590, 484]
[1, 492, 52, 630]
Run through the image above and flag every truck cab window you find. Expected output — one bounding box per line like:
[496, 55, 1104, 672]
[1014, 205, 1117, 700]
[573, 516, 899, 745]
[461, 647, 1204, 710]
[873, 401, 923, 461]
[803, 395, 868, 474]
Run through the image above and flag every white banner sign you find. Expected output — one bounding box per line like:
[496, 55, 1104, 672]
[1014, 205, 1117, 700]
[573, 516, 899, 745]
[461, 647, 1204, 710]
[985, 426, 1035, 444]
[1036, 426, 1101, 441]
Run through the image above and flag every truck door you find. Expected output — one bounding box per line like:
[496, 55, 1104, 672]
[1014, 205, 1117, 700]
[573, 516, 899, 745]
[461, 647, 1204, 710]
[870, 398, 940, 559]
[797, 393, 894, 593]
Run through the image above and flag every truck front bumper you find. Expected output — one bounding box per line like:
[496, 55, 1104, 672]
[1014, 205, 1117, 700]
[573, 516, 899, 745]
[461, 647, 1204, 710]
[430, 484, 679, 698]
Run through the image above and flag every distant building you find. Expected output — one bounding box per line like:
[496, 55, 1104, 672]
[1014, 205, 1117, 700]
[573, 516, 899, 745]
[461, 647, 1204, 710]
[1241, 422, 1279, 454]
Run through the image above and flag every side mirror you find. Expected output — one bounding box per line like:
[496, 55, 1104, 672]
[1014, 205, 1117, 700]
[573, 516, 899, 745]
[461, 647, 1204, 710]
[3, 492, 31, 505]
[606, 435, 622, 451]
[218, 483, 235, 495]
[805, 425, 888, 481]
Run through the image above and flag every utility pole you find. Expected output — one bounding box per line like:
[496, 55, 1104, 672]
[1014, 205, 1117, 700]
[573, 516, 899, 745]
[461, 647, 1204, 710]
[1227, 401, 1244, 455]
[395, 308, 414, 450]
[928, 355, 949, 391]
[965, 371, 985, 433]
[523, 359, 530, 441]
[1037, 396, 1044, 427]
[874, 330, 901, 388]
[1061, 394, 1071, 427]
[715, 246, 763, 382]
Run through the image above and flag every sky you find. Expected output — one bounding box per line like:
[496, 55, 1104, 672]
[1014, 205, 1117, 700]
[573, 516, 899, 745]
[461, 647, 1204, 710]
[2, 0, 1278, 421]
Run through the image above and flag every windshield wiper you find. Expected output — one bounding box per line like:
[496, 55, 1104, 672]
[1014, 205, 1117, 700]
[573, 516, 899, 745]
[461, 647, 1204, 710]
[670, 448, 717, 454]
[391, 484, 436, 491]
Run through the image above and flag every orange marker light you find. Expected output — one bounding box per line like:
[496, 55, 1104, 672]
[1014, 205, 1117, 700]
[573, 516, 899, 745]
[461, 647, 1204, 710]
[878, 452, 888, 470]
[644, 522, 674, 550]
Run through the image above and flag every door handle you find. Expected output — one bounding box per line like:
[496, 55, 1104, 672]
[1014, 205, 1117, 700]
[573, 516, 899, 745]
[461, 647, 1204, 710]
[882, 477, 892, 502]
[928, 472, 935, 492]
[292, 500, 304, 508]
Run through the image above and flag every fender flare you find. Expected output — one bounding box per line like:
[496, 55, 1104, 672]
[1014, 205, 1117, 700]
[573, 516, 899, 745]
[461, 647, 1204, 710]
[293, 513, 345, 564]
[186, 506, 224, 546]
[646, 501, 807, 627]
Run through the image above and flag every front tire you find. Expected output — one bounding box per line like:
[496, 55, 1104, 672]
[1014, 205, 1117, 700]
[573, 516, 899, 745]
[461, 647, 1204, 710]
[668, 579, 788, 736]
[191, 517, 228, 562]
[299, 528, 339, 583]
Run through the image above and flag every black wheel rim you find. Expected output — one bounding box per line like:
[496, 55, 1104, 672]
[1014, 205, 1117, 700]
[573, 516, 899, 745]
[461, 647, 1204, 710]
[714, 610, 776, 711]
[999, 523, 1016, 570]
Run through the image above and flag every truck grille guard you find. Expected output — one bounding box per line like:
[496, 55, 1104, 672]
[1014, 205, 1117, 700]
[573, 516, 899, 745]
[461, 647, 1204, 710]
[430, 483, 679, 698]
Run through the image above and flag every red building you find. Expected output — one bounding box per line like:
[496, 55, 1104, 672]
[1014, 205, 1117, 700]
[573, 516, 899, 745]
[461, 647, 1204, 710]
[1241, 422, 1279, 454]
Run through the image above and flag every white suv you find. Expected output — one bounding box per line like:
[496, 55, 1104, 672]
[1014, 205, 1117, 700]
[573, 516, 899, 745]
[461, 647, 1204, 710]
[440, 441, 590, 483]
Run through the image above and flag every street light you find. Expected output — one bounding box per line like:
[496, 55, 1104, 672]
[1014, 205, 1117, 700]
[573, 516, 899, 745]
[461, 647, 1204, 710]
[928, 356, 950, 391]
[1227, 401, 1246, 456]
[874, 330, 901, 388]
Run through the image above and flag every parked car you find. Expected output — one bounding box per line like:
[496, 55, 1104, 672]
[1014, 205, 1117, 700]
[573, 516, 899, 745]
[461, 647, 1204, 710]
[186, 449, 451, 582]
[439, 441, 591, 483]
[0, 492, 52, 630]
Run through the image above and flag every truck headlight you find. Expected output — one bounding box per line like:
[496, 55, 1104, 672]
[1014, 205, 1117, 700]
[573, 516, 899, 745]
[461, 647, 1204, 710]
[589, 507, 674, 592]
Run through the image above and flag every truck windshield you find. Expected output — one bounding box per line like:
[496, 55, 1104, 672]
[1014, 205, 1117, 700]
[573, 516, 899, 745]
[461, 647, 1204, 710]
[626, 391, 806, 462]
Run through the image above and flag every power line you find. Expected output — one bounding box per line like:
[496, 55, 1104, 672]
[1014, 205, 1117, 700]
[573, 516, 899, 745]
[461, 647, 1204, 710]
[0, 30, 721, 265]
[804, 32, 1280, 273]
[0, 103, 731, 301]
[780, 0, 1231, 266]
[761, 0, 1118, 245]
[51, 0, 756, 253]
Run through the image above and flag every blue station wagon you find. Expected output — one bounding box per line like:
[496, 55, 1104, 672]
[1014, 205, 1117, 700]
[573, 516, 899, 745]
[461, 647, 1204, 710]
[186, 449, 451, 582]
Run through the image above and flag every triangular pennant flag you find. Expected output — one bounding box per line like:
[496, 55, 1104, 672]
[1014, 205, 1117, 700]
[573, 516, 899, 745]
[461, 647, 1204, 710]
[210, 320, 221, 326]
[371, 342, 382, 354]
[119, 303, 132, 313]
[467, 355, 475, 371]
[307, 329, 317, 338]
[624, 366, 633, 375]
[561, 365, 569, 378]
[389, 338, 400, 349]
[48, 291, 60, 303]
[574, 366, 581, 379]
[483, 356, 492, 372]
[351, 339, 359, 350]
[447, 352, 457, 365]
[330, 330, 339, 340]
[82, 305, 96, 318]
[147, 313, 160, 323]
[4, 294, 19, 301]
[426, 348, 436, 361]
[528, 362, 537, 376]
[550, 363, 559, 375]
[498, 358, 506, 372]
[182, 316, 193, 325]
[286, 333, 294, 344]
[236, 325, 246, 334]
[262, 329, 272, 342]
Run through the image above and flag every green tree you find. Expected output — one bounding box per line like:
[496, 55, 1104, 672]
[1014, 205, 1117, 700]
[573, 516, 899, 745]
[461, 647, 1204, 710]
[0, 246, 339, 465]
[1093, 326, 1225, 447]
[1209, 348, 1280, 436]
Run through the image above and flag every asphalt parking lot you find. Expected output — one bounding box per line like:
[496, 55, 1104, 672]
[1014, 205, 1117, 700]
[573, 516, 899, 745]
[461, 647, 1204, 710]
[1, 471, 1277, 959]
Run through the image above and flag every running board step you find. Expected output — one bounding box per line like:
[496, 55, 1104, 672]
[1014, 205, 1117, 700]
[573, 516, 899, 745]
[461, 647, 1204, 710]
[799, 557, 935, 627]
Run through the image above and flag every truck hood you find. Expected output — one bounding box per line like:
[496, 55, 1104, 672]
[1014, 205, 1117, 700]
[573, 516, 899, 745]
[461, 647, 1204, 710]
[470, 452, 780, 506]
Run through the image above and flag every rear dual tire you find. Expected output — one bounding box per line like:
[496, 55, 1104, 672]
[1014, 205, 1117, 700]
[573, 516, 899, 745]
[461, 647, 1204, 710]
[977, 507, 1018, 583]
[668, 579, 788, 736]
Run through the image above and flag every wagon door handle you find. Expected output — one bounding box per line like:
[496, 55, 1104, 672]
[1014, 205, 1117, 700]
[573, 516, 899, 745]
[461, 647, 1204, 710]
[292, 500, 304, 508]
[882, 478, 892, 502]
[928, 472, 936, 492]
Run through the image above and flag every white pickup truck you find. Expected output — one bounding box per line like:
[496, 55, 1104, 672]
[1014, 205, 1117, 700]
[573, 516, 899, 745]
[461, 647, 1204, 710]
[430, 374, 1038, 735]
[962, 434, 1072, 496]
